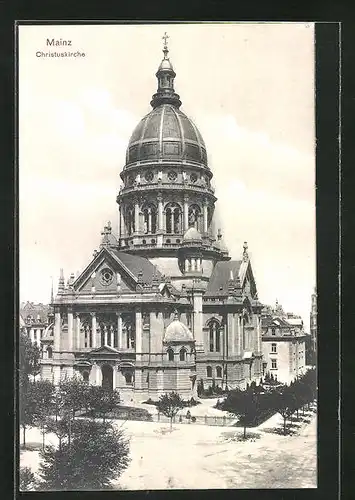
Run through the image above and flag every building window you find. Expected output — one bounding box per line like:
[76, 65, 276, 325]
[142, 203, 157, 234]
[206, 366, 212, 378]
[216, 366, 222, 378]
[271, 359, 277, 369]
[165, 203, 182, 234]
[271, 328, 276, 336]
[179, 347, 187, 361]
[82, 371, 89, 383]
[125, 372, 133, 385]
[271, 343, 277, 353]
[47, 346, 53, 359]
[208, 320, 221, 352]
[167, 348, 174, 362]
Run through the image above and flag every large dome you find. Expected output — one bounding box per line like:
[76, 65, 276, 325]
[125, 104, 208, 168]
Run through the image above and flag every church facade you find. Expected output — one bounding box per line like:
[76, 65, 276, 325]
[40, 38, 263, 400]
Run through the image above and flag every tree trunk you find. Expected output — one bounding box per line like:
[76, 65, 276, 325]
[22, 425, 26, 448]
[170, 417, 173, 431]
[283, 417, 286, 435]
[243, 424, 246, 440]
[42, 429, 45, 451]
[68, 417, 72, 448]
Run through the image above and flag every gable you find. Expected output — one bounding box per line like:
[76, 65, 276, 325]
[241, 261, 258, 299]
[74, 248, 137, 294]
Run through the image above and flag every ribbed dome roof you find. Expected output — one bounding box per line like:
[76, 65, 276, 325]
[183, 226, 202, 241]
[164, 318, 194, 342]
[125, 104, 208, 168]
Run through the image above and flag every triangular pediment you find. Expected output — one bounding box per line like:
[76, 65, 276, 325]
[73, 247, 138, 294]
[89, 345, 119, 356]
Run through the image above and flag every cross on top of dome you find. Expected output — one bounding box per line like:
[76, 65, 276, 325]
[162, 32, 169, 58]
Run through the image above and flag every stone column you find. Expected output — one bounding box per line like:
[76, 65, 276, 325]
[134, 200, 140, 233]
[184, 259, 189, 273]
[112, 365, 116, 390]
[75, 313, 81, 350]
[29, 328, 35, 344]
[104, 325, 108, 346]
[256, 315, 262, 353]
[67, 309, 73, 352]
[110, 326, 115, 348]
[183, 195, 189, 232]
[36, 328, 41, 347]
[236, 314, 242, 356]
[203, 202, 208, 234]
[196, 258, 201, 272]
[135, 308, 142, 354]
[95, 364, 101, 386]
[157, 194, 164, 232]
[91, 313, 97, 349]
[54, 309, 61, 352]
[117, 313, 122, 349]
[148, 210, 152, 233]
[192, 291, 204, 351]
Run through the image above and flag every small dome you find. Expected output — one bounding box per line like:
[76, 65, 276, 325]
[183, 226, 202, 241]
[158, 58, 174, 71]
[164, 319, 194, 342]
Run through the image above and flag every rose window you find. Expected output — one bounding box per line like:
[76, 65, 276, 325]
[100, 268, 113, 286]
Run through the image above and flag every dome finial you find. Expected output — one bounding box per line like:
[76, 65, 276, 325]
[162, 32, 169, 59]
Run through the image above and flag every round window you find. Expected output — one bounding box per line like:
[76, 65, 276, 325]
[168, 171, 177, 182]
[100, 268, 113, 286]
[190, 173, 198, 183]
[145, 171, 154, 182]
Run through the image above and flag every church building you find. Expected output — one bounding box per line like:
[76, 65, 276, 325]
[40, 35, 264, 400]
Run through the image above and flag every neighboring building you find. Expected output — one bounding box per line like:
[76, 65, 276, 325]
[40, 38, 264, 400]
[310, 287, 317, 354]
[20, 301, 53, 350]
[261, 302, 307, 384]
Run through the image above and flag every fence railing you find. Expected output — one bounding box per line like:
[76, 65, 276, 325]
[152, 413, 237, 427]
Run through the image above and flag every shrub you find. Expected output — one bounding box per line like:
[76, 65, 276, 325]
[20, 466, 37, 491]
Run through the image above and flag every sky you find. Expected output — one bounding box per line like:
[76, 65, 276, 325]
[19, 23, 315, 330]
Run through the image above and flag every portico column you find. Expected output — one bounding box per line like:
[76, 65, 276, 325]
[75, 313, 81, 349]
[54, 309, 61, 352]
[117, 313, 122, 348]
[112, 365, 116, 390]
[91, 313, 97, 349]
[29, 328, 35, 344]
[67, 308, 73, 352]
[203, 202, 208, 234]
[183, 195, 189, 232]
[184, 259, 189, 272]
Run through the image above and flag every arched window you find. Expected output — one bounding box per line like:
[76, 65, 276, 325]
[188, 204, 202, 231]
[206, 366, 212, 378]
[82, 371, 89, 383]
[179, 347, 187, 361]
[47, 346, 53, 359]
[216, 366, 222, 378]
[167, 348, 174, 361]
[208, 320, 221, 352]
[142, 203, 157, 234]
[165, 203, 182, 234]
[125, 372, 133, 385]
[126, 205, 135, 235]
